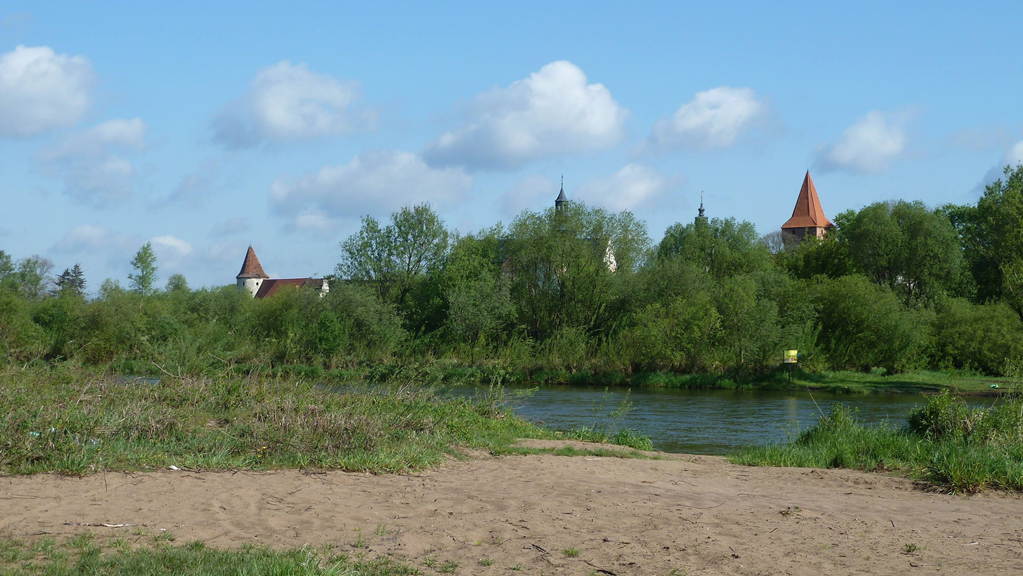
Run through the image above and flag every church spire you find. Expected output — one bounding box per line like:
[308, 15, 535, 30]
[555, 175, 569, 210]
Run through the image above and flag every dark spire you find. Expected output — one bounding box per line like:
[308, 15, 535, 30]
[555, 175, 568, 210]
[698, 192, 705, 219]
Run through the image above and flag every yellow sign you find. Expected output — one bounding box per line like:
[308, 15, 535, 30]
[783, 350, 798, 364]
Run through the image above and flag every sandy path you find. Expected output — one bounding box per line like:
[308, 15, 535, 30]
[2, 441, 1023, 575]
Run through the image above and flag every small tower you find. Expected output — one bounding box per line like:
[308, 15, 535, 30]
[555, 175, 569, 211]
[781, 171, 833, 242]
[236, 246, 269, 297]
[695, 192, 707, 225]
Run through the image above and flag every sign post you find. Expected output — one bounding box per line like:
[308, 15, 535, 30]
[783, 350, 798, 383]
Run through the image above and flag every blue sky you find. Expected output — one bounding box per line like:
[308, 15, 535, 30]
[2, 1, 1021, 290]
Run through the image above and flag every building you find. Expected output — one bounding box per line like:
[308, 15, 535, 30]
[781, 171, 833, 242]
[236, 246, 329, 299]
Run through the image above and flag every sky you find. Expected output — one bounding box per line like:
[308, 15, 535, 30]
[2, 1, 1022, 291]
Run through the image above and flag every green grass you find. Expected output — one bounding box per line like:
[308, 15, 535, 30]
[0, 365, 558, 475]
[731, 394, 1023, 493]
[0, 536, 416, 575]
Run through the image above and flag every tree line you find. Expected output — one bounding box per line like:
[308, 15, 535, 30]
[2, 165, 1022, 378]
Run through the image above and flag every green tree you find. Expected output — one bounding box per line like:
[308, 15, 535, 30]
[842, 201, 964, 305]
[965, 165, 1023, 320]
[657, 217, 771, 278]
[54, 263, 87, 297]
[503, 201, 650, 340]
[165, 273, 189, 293]
[128, 242, 158, 296]
[337, 204, 449, 314]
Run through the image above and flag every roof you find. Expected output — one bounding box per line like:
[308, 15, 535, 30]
[236, 246, 269, 279]
[555, 187, 568, 205]
[254, 278, 324, 299]
[781, 171, 833, 230]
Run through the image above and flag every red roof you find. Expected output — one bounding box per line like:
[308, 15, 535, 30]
[782, 171, 833, 230]
[254, 278, 324, 299]
[237, 246, 269, 279]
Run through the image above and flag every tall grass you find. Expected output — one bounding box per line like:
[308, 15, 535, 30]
[731, 392, 1023, 492]
[0, 366, 550, 475]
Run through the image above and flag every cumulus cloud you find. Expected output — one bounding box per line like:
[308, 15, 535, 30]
[575, 164, 683, 211]
[815, 111, 910, 174]
[422, 61, 627, 170]
[151, 235, 193, 270]
[212, 61, 374, 148]
[270, 150, 473, 234]
[0, 45, 94, 138]
[647, 87, 767, 152]
[38, 118, 147, 206]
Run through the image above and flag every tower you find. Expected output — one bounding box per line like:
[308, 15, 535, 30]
[695, 192, 707, 225]
[555, 175, 569, 211]
[781, 171, 833, 242]
[236, 246, 269, 297]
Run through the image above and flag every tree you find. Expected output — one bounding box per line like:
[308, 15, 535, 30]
[842, 201, 964, 305]
[967, 165, 1023, 320]
[165, 273, 189, 293]
[337, 204, 449, 311]
[12, 255, 54, 300]
[128, 243, 158, 296]
[55, 264, 87, 297]
[503, 201, 650, 340]
[657, 217, 771, 278]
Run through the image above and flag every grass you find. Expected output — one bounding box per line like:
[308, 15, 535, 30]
[0, 535, 417, 575]
[562, 548, 579, 558]
[0, 365, 565, 475]
[730, 392, 1023, 493]
[439, 362, 1012, 395]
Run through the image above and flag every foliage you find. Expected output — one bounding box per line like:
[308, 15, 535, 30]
[128, 243, 158, 296]
[733, 398, 1023, 493]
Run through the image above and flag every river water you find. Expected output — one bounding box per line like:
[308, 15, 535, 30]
[454, 384, 994, 455]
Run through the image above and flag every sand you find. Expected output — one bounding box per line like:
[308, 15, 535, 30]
[3, 440, 1023, 575]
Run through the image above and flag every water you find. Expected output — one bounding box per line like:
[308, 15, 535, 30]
[454, 384, 994, 455]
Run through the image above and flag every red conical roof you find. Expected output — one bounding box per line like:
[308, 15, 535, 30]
[782, 171, 833, 230]
[236, 246, 269, 279]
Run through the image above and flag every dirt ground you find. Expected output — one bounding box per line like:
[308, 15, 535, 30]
[2, 440, 1023, 575]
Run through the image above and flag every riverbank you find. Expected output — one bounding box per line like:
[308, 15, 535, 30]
[0, 367, 656, 476]
[2, 444, 1022, 575]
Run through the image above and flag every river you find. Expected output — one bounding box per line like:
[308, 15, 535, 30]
[454, 384, 994, 455]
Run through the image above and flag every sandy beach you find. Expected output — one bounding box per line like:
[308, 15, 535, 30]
[3, 440, 1022, 575]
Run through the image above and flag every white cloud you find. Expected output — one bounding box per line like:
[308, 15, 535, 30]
[980, 141, 1023, 186]
[212, 60, 373, 148]
[647, 87, 767, 151]
[38, 118, 147, 206]
[151, 235, 193, 270]
[0, 45, 94, 138]
[423, 61, 627, 170]
[52, 225, 137, 254]
[575, 164, 683, 211]
[815, 111, 909, 174]
[500, 174, 558, 216]
[270, 150, 473, 233]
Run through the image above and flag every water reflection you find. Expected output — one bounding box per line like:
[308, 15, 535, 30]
[452, 384, 992, 455]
